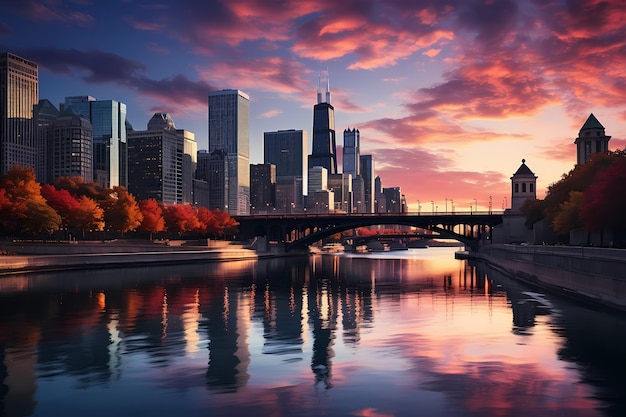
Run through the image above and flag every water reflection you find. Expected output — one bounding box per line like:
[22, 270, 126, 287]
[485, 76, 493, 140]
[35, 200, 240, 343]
[0, 248, 625, 416]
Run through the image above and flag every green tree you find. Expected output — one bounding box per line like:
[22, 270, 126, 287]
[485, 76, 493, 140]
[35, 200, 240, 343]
[552, 191, 584, 235]
[22, 199, 61, 235]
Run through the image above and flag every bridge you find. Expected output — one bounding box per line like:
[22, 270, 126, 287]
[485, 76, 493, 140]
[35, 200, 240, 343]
[235, 212, 504, 251]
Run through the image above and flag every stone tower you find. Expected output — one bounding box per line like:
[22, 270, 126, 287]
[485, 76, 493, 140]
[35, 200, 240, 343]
[575, 113, 611, 165]
[510, 159, 537, 213]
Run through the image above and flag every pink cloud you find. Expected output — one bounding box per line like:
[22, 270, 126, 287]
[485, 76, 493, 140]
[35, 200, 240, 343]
[259, 109, 282, 119]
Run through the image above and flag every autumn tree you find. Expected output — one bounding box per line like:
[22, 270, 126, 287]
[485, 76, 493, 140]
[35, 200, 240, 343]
[74, 195, 105, 236]
[162, 204, 200, 236]
[41, 184, 80, 228]
[196, 206, 217, 234]
[101, 186, 143, 234]
[0, 166, 60, 235]
[552, 191, 584, 235]
[54, 176, 105, 200]
[22, 199, 62, 234]
[138, 199, 165, 239]
[212, 209, 239, 238]
[580, 157, 626, 244]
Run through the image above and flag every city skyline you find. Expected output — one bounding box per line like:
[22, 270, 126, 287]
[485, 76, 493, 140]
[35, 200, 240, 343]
[2, 1, 626, 211]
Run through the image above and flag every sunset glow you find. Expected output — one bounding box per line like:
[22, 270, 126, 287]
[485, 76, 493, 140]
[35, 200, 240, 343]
[2, 0, 626, 210]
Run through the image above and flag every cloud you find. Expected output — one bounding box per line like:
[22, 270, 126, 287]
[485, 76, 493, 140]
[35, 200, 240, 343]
[372, 148, 509, 206]
[23, 47, 215, 113]
[202, 57, 312, 97]
[4, 0, 93, 26]
[259, 110, 283, 119]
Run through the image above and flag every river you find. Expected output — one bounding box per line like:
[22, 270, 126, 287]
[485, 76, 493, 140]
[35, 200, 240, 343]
[1, 246, 625, 417]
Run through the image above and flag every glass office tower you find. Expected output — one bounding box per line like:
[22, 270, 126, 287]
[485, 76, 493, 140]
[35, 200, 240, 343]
[64, 96, 127, 188]
[208, 89, 250, 215]
[264, 129, 308, 207]
[0, 52, 38, 177]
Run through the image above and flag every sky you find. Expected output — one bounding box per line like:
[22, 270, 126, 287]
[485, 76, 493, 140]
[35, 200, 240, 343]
[2, 0, 626, 212]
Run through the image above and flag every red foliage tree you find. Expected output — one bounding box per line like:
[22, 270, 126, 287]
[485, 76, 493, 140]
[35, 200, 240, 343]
[196, 206, 217, 234]
[212, 209, 239, 238]
[580, 157, 626, 232]
[139, 199, 166, 239]
[162, 204, 200, 236]
[41, 184, 80, 228]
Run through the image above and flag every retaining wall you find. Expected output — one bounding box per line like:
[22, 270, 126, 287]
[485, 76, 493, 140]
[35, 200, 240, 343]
[476, 244, 626, 311]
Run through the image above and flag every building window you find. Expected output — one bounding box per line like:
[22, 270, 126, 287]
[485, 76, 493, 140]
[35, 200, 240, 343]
[515, 183, 519, 193]
[522, 183, 526, 192]
[530, 183, 534, 193]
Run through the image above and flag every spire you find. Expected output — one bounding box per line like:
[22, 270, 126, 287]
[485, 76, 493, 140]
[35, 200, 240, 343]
[317, 69, 330, 104]
[580, 113, 604, 131]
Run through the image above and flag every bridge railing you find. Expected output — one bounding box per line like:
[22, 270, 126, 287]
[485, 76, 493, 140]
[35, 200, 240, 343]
[238, 210, 504, 219]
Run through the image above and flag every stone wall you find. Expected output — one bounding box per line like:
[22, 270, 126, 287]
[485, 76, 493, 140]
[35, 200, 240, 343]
[477, 244, 626, 311]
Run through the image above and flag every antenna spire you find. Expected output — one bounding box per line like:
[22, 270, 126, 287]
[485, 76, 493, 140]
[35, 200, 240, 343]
[316, 69, 331, 104]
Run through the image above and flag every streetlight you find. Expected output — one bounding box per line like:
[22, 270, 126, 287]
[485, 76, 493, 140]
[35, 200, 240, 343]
[445, 198, 448, 214]
[417, 200, 421, 215]
[473, 198, 477, 213]
[451, 199, 454, 214]
[489, 195, 492, 214]
[431, 200, 434, 213]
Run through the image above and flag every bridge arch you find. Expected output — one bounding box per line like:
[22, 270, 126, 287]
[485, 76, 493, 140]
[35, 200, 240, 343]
[236, 213, 502, 251]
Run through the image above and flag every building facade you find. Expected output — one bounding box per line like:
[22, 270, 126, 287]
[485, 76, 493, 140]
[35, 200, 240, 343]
[127, 123, 183, 205]
[264, 129, 308, 202]
[50, 107, 93, 183]
[34, 99, 60, 183]
[208, 89, 250, 215]
[250, 163, 276, 214]
[360, 155, 375, 213]
[64, 96, 127, 188]
[575, 113, 611, 165]
[0, 52, 38, 177]
[309, 73, 337, 175]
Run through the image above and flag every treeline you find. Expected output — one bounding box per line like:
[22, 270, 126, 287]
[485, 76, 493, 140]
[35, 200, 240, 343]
[521, 149, 626, 244]
[0, 167, 238, 239]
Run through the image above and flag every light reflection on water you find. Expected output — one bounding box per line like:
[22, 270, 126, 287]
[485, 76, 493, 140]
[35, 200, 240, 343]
[1, 247, 625, 416]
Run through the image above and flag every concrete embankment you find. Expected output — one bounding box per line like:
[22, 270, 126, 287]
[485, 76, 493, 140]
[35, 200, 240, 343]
[0, 240, 258, 275]
[468, 244, 626, 311]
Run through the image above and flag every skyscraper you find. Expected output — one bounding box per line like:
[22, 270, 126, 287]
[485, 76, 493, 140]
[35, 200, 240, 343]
[309, 72, 337, 175]
[0, 52, 38, 177]
[64, 96, 127, 188]
[250, 163, 276, 214]
[34, 99, 60, 183]
[360, 155, 375, 213]
[127, 114, 183, 204]
[342, 128, 360, 178]
[208, 89, 250, 215]
[50, 107, 93, 183]
[264, 129, 308, 208]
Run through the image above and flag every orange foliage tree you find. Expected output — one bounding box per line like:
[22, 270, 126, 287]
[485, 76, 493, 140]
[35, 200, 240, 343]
[138, 199, 166, 239]
[0, 167, 60, 234]
[74, 195, 105, 236]
[101, 186, 143, 234]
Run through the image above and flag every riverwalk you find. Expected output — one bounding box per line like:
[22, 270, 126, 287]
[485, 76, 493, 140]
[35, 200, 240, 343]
[468, 244, 626, 312]
[0, 240, 259, 275]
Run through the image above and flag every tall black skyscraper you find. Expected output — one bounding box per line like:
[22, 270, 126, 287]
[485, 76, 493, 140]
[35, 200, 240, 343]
[308, 71, 337, 174]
